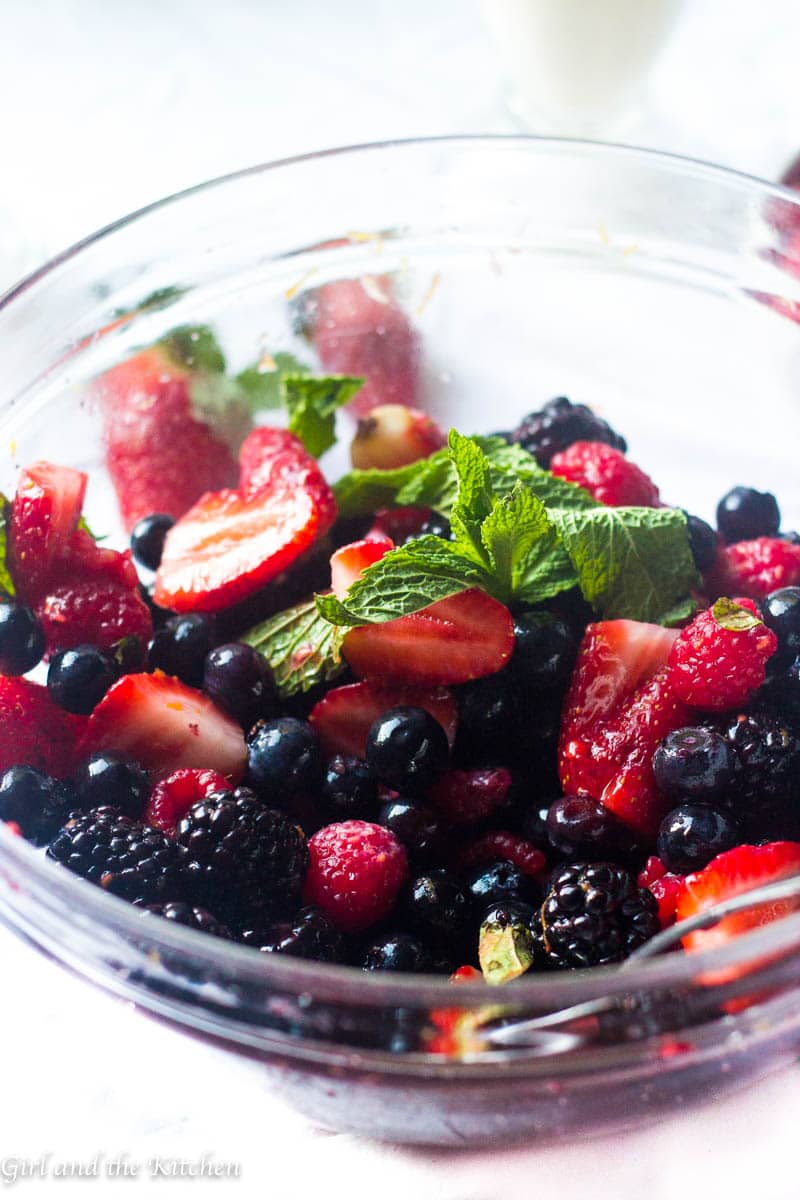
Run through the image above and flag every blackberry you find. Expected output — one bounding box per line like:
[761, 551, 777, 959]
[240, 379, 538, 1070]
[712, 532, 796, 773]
[148, 613, 215, 688]
[203, 642, 279, 727]
[47, 645, 118, 714]
[708, 711, 800, 832]
[656, 804, 740, 874]
[652, 727, 735, 803]
[175, 788, 308, 926]
[545, 794, 637, 863]
[0, 766, 74, 845]
[141, 900, 232, 939]
[540, 862, 659, 968]
[716, 486, 780, 543]
[246, 717, 323, 801]
[365, 706, 449, 793]
[0, 602, 45, 676]
[319, 755, 378, 821]
[361, 932, 432, 972]
[241, 906, 344, 962]
[130, 513, 175, 571]
[508, 396, 627, 467]
[47, 807, 187, 902]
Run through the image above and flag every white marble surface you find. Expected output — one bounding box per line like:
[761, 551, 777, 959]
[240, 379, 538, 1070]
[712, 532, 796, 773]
[1, 1, 800, 1195]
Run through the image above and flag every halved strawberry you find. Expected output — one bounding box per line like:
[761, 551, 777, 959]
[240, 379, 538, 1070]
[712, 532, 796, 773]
[309, 680, 458, 759]
[295, 276, 420, 418]
[342, 588, 515, 686]
[154, 427, 337, 613]
[145, 767, 230, 836]
[330, 535, 393, 601]
[81, 671, 247, 783]
[0, 676, 85, 778]
[9, 462, 87, 602]
[350, 404, 446, 470]
[559, 620, 688, 836]
[677, 842, 800, 957]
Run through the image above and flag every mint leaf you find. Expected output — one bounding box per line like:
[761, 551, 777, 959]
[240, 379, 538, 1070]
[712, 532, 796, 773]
[481, 485, 576, 605]
[234, 352, 310, 410]
[0, 495, 14, 598]
[242, 598, 346, 697]
[316, 537, 486, 626]
[712, 597, 762, 632]
[333, 459, 432, 518]
[159, 325, 226, 374]
[447, 430, 495, 568]
[552, 506, 700, 624]
[283, 373, 364, 458]
[484, 442, 598, 511]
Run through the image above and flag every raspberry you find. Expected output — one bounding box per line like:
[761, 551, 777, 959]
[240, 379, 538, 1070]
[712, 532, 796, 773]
[145, 768, 231, 837]
[667, 598, 778, 710]
[303, 820, 408, 932]
[705, 537, 800, 600]
[549, 441, 661, 507]
[540, 861, 659, 967]
[456, 830, 547, 879]
[36, 576, 153, 656]
[426, 767, 512, 827]
[508, 397, 627, 467]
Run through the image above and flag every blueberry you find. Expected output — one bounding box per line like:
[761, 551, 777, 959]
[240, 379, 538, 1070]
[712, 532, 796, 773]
[319, 755, 378, 821]
[684, 513, 718, 572]
[203, 642, 278, 726]
[656, 804, 741, 873]
[361, 932, 432, 972]
[365, 706, 449, 792]
[455, 675, 518, 764]
[72, 752, 150, 819]
[653, 727, 735, 802]
[378, 798, 441, 863]
[242, 907, 344, 963]
[148, 613, 215, 688]
[47, 645, 117, 714]
[517, 800, 555, 853]
[416, 514, 452, 541]
[130, 513, 175, 571]
[510, 612, 576, 693]
[465, 859, 539, 913]
[716, 486, 780, 543]
[0, 602, 45, 676]
[247, 717, 323, 801]
[404, 870, 470, 943]
[763, 587, 800, 664]
[0, 766, 73, 845]
[545, 794, 636, 861]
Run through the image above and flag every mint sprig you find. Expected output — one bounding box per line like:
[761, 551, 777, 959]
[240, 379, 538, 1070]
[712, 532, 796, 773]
[234, 351, 310, 410]
[242, 597, 346, 697]
[0, 495, 14, 598]
[283, 374, 363, 458]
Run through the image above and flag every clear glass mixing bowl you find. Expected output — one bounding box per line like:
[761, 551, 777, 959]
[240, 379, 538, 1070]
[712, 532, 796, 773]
[1, 137, 800, 1146]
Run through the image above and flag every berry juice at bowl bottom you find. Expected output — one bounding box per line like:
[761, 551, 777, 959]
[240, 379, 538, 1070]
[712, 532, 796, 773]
[0, 139, 800, 1146]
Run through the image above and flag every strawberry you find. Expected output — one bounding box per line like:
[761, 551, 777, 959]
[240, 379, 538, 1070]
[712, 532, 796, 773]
[0, 676, 85, 778]
[369, 506, 432, 543]
[676, 842, 800, 958]
[8, 463, 152, 655]
[350, 404, 446, 470]
[295, 276, 420, 418]
[559, 620, 689, 836]
[637, 856, 682, 928]
[550, 441, 661, 507]
[81, 671, 247, 784]
[145, 767, 230, 836]
[330, 534, 393, 601]
[342, 588, 515, 686]
[93, 328, 251, 531]
[309, 680, 458, 759]
[154, 427, 336, 613]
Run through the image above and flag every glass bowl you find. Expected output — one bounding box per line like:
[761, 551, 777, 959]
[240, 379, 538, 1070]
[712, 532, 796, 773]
[1, 137, 800, 1147]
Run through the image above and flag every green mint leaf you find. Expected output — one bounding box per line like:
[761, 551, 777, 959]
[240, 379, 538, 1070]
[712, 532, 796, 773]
[315, 536, 488, 627]
[552, 506, 700, 624]
[711, 597, 762, 632]
[484, 441, 598, 511]
[333, 459, 433, 519]
[480, 485, 576, 605]
[447, 430, 496, 568]
[479, 911, 536, 985]
[76, 515, 107, 544]
[283, 373, 364, 458]
[242, 597, 346, 697]
[159, 325, 226, 374]
[661, 596, 699, 628]
[0, 495, 15, 598]
[234, 352, 310, 411]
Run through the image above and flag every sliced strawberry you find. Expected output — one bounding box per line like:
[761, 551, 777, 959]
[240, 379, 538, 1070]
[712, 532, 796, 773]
[677, 842, 800, 957]
[9, 462, 87, 601]
[296, 277, 421, 418]
[81, 671, 247, 783]
[342, 588, 515, 686]
[94, 338, 247, 531]
[145, 767, 230, 836]
[637, 856, 682, 928]
[154, 428, 336, 614]
[559, 620, 688, 836]
[330, 535, 393, 601]
[309, 680, 458, 759]
[0, 676, 85, 778]
[350, 404, 446, 470]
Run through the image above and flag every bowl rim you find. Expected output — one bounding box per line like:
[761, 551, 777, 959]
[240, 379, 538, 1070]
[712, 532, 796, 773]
[2, 133, 800, 1009]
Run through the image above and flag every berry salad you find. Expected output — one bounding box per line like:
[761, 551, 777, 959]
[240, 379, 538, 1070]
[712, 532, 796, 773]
[1, 304, 800, 988]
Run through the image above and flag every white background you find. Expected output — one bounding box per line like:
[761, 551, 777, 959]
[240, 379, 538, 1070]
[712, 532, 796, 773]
[1, 1, 799, 1196]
